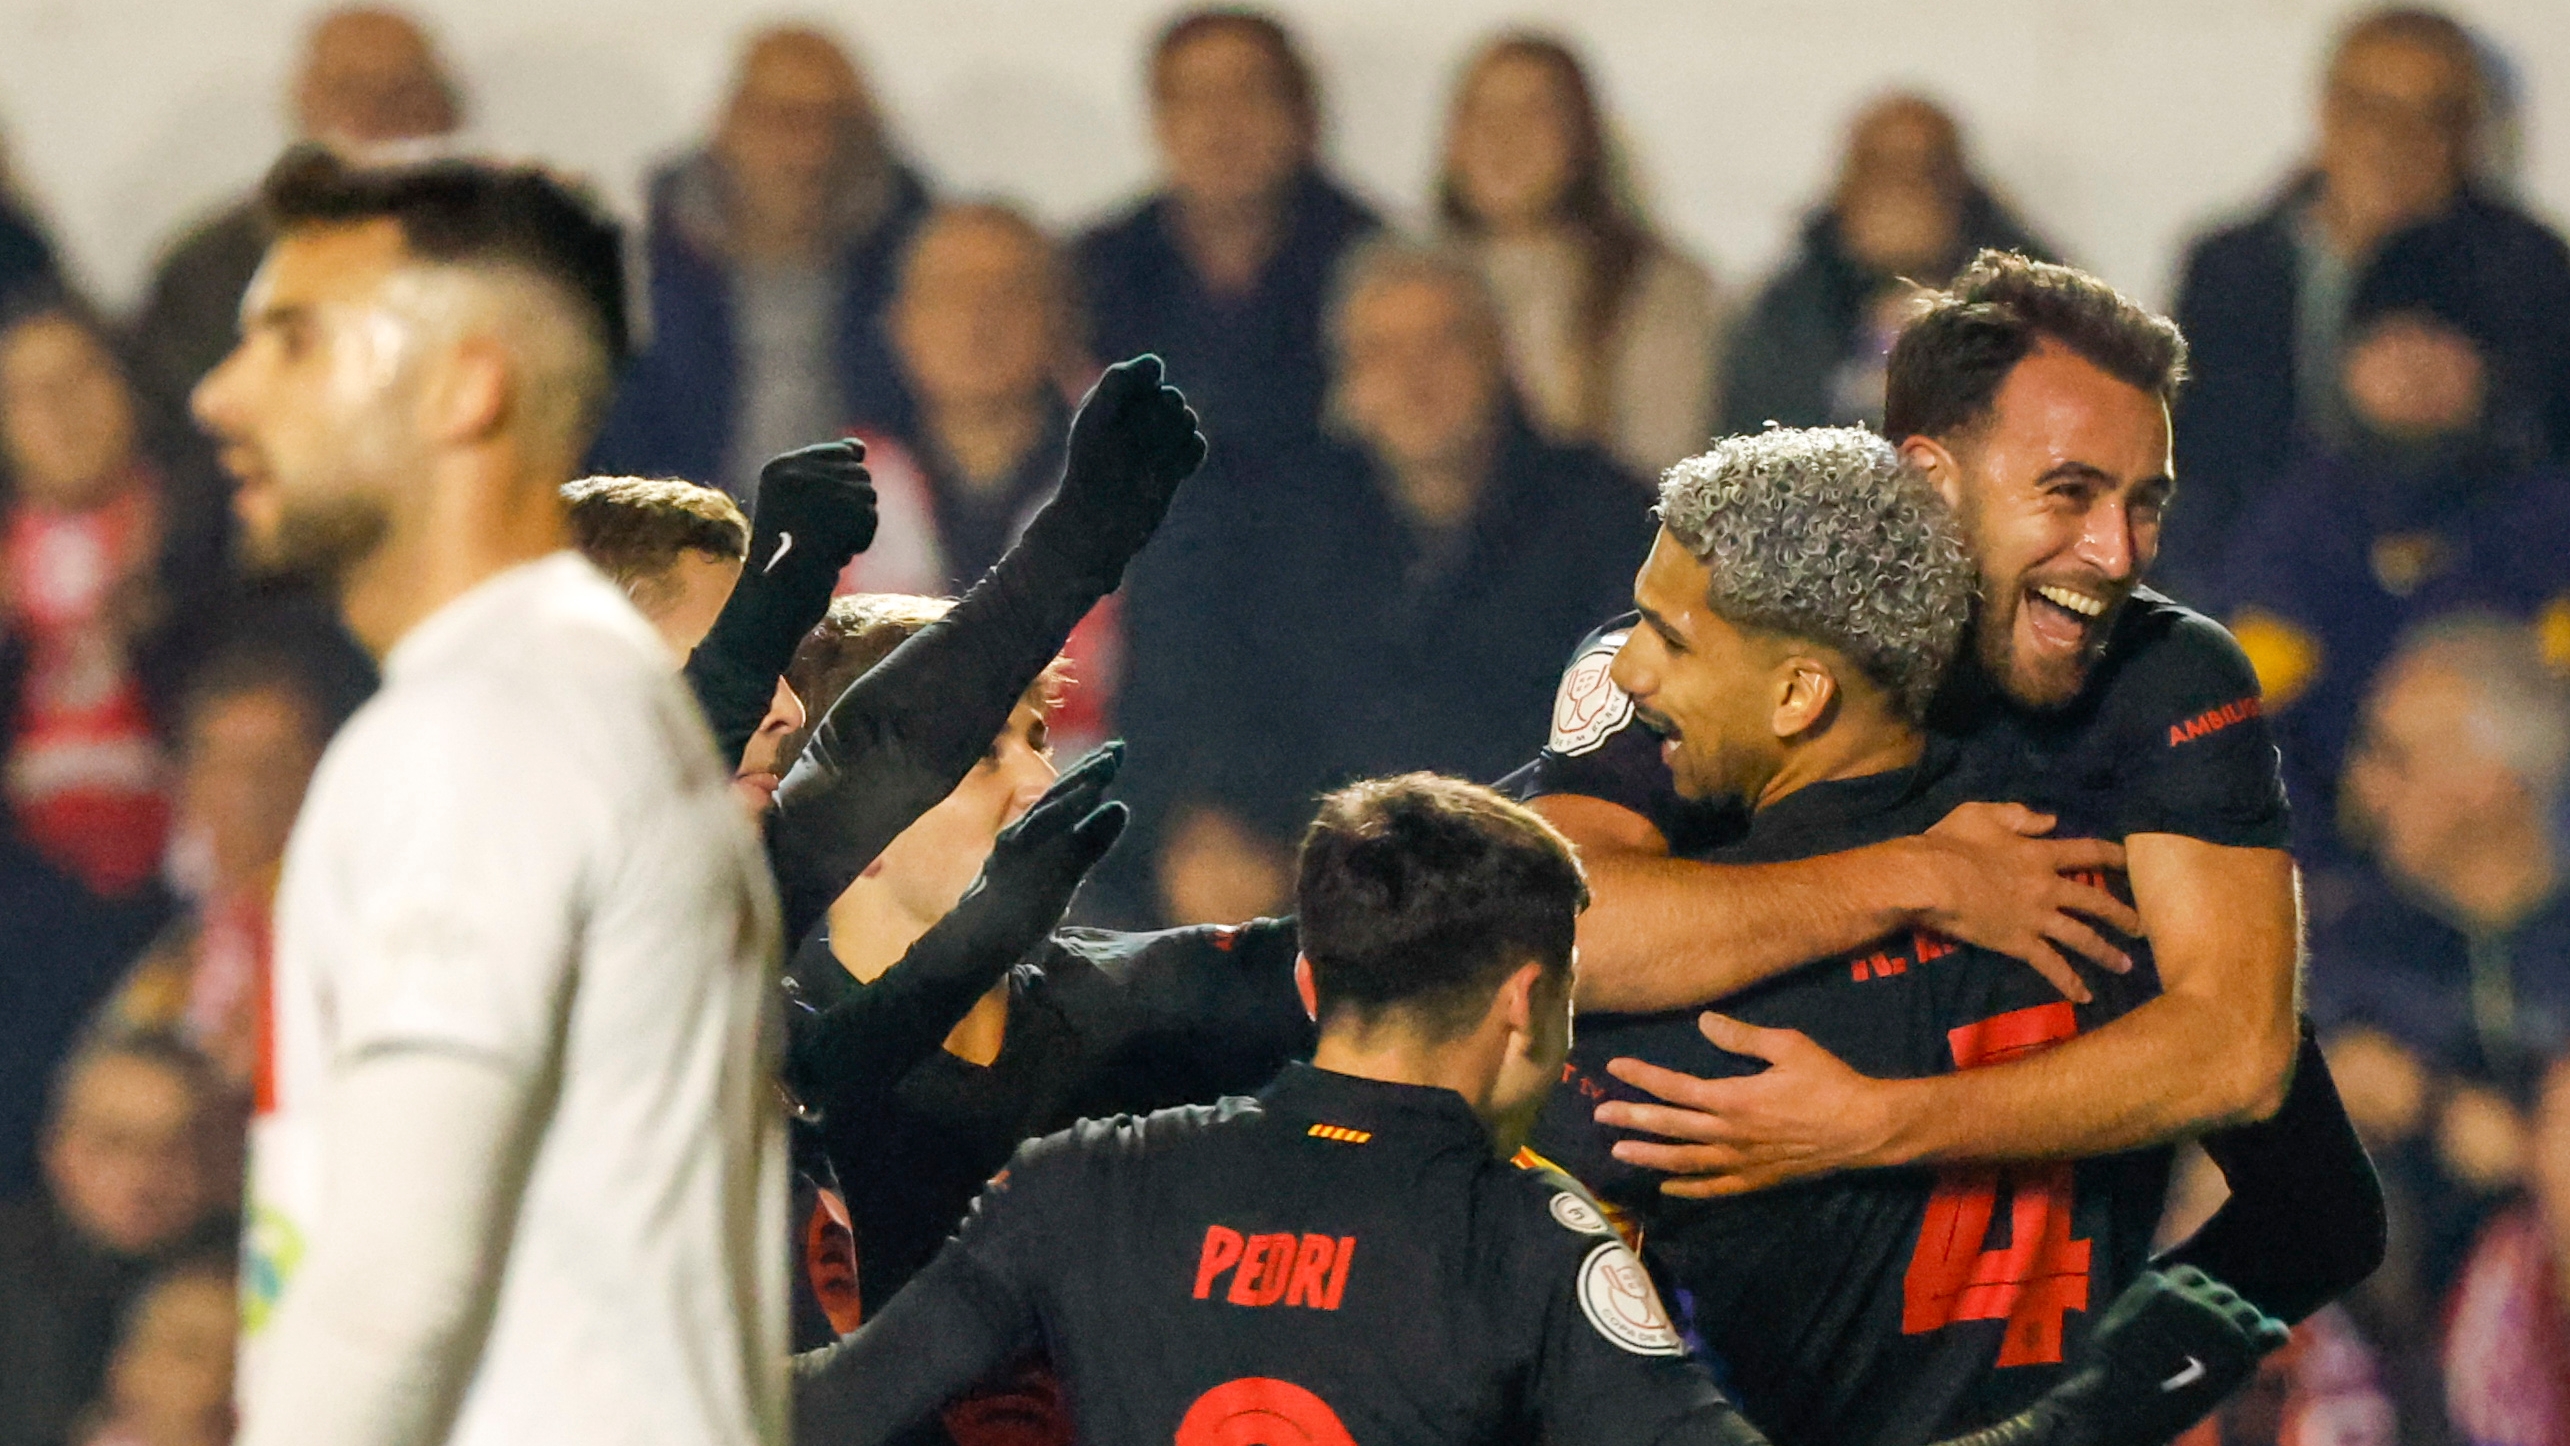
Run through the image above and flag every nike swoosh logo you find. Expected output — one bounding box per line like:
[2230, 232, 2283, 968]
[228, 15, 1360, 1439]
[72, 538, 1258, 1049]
[2161, 1356, 2206, 1392]
[764, 531, 794, 574]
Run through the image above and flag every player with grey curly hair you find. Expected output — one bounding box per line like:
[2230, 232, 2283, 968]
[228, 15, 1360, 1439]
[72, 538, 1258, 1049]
[1651, 426, 1974, 725]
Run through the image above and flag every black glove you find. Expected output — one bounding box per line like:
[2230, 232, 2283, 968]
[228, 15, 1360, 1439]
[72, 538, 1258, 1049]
[685, 439, 880, 764]
[1936, 1267, 2289, 1446]
[785, 743, 1129, 1113]
[1031, 354, 1207, 580]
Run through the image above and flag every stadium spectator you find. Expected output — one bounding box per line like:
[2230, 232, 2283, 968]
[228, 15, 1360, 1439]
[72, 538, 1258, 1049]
[2, 296, 231, 900]
[562, 475, 751, 660]
[1436, 32, 1725, 476]
[588, 24, 931, 500]
[1121, 241, 1645, 924]
[2165, 7, 2570, 597]
[848, 202, 1124, 753]
[2216, 265, 2562, 859]
[0, 1034, 229, 1446]
[1076, 8, 1380, 462]
[852, 205, 1080, 596]
[131, 7, 464, 401]
[1719, 93, 2053, 436]
[2442, 1050, 2570, 1446]
[75, 1257, 237, 1446]
[2308, 617, 2570, 1297]
[96, 649, 332, 1095]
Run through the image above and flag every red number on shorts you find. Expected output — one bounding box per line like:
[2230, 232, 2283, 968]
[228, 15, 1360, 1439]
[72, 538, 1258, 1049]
[1898, 1003, 2094, 1367]
[1175, 1378, 1357, 1446]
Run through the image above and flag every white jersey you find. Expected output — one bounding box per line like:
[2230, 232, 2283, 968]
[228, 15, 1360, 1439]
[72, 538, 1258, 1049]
[240, 553, 785, 1445]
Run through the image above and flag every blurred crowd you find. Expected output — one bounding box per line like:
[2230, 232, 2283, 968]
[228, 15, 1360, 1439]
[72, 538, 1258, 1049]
[1, 4, 2568, 1444]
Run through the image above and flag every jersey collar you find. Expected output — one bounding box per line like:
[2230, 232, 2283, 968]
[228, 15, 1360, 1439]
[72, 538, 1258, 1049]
[1259, 1063, 1495, 1152]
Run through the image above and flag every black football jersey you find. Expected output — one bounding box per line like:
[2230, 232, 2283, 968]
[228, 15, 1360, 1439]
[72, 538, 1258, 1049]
[795, 1064, 1765, 1446]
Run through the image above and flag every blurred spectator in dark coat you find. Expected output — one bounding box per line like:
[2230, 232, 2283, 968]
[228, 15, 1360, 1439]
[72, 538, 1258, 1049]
[1719, 94, 2054, 437]
[2307, 618, 2570, 1297]
[130, 7, 463, 402]
[1437, 31, 1725, 477]
[71, 1257, 235, 1446]
[589, 24, 930, 503]
[0, 1034, 230, 1446]
[2216, 261, 2562, 859]
[2, 296, 233, 901]
[1076, 9, 1380, 465]
[844, 202, 1125, 755]
[2165, 8, 2570, 599]
[1118, 241, 1646, 925]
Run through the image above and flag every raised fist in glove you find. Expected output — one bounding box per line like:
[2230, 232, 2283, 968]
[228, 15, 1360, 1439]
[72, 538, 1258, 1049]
[1957, 1266, 2289, 1446]
[749, 438, 879, 580]
[1043, 355, 1208, 572]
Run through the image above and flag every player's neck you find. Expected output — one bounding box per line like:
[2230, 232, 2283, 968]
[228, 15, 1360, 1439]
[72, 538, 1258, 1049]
[340, 444, 573, 659]
[826, 878, 931, 984]
[1756, 715, 1927, 812]
[1311, 1023, 1513, 1150]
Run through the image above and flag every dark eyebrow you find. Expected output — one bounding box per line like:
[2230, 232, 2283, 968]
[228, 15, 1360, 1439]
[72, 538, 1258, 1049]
[246, 302, 311, 334]
[2035, 462, 2116, 488]
[1635, 602, 1687, 650]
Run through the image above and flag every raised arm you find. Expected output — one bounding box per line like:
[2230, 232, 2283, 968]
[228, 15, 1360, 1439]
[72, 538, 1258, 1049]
[1596, 841, 2300, 1189]
[785, 747, 1126, 1120]
[767, 356, 1204, 943]
[1539, 793, 2136, 1012]
[684, 440, 880, 763]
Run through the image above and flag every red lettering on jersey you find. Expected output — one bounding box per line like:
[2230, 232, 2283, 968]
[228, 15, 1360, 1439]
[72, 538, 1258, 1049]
[1176, 1378, 1356, 1446]
[1283, 1234, 1338, 1308]
[2167, 696, 2262, 747]
[1900, 1003, 2093, 1366]
[1195, 1226, 1245, 1299]
[1851, 949, 1911, 982]
[803, 1187, 864, 1334]
[1913, 931, 1957, 964]
[1197, 1226, 1355, 1309]
[1322, 1236, 1356, 1310]
[1228, 1233, 1295, 1306]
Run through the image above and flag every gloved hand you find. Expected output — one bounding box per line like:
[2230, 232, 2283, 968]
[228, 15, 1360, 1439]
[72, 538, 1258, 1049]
[686, 438, 878, 764]
[944, 741, 1131, 958]
[1941, 1266, 2288, 1446]
[1039, 355, 1207, 576]
[784, 744, 1130, 1111]
[750, 438, 881, 581]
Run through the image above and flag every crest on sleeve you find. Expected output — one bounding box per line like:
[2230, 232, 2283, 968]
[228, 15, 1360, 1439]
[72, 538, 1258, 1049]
[1578, 1241, 1685, 1356]
[1549, 632, 1636, 757]
[1548, 1191, 1611, 1236]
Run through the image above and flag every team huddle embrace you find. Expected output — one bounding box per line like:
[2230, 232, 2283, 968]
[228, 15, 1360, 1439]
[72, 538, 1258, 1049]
[207, 139, 2374, 1446]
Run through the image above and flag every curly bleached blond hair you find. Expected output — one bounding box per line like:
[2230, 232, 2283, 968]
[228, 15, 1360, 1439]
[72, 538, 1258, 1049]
[1655, 426, 1974, 722]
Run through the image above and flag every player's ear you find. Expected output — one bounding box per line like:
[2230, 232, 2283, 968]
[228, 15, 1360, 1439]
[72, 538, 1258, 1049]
[418, 331, 512, 446]
[1294, 955, 1318, 1022]
[1770, 657, 1839, 741]
[1899, 433, 1964, 511]
[1497, 960, 1545, 1037]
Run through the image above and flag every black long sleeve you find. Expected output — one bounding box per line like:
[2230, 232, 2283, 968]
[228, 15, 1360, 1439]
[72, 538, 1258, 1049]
[765, 359, 1200, 946]
[791, 1239, 1037, 1446]
[2155, 1018, 2387, 1323]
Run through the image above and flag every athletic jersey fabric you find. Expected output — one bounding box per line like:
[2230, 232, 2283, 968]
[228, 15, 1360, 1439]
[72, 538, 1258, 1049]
[793, 1063, 1760, 1446]
[1530, 744, 2170, 1446]
[243, 553, 787, 1446]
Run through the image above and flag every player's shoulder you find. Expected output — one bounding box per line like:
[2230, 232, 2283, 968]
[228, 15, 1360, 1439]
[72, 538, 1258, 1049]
[1544, 614, 1642, 758]
[1049, 917, 1300, 987]
[1008, 1097, 1266, 1186]
[1495, 1147, 1690, 1358]
[2098, 587, 2265, 710]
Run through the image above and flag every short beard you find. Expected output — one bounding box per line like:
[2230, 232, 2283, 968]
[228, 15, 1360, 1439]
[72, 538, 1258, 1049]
[1974, 596, 2101, 713]
[245, 492, 393, 594]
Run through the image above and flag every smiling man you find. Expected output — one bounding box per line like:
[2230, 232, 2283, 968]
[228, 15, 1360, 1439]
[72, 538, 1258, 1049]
[1524, 251, 2303, 1161]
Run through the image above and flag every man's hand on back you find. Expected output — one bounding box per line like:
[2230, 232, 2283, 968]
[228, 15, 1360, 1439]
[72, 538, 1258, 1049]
[1908, 803, 2142, 1003]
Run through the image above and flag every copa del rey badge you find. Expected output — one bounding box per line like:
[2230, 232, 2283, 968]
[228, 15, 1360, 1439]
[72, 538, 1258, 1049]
[1578, 1240, 1685, 1356]
[1549, 632, 1635, 757]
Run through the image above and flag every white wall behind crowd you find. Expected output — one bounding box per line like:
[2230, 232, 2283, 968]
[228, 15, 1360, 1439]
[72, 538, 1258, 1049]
[1, 0, 2564, 313]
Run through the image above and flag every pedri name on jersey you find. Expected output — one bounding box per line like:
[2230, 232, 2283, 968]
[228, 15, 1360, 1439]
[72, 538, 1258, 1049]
[1194, 1226, 1357, 1311]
